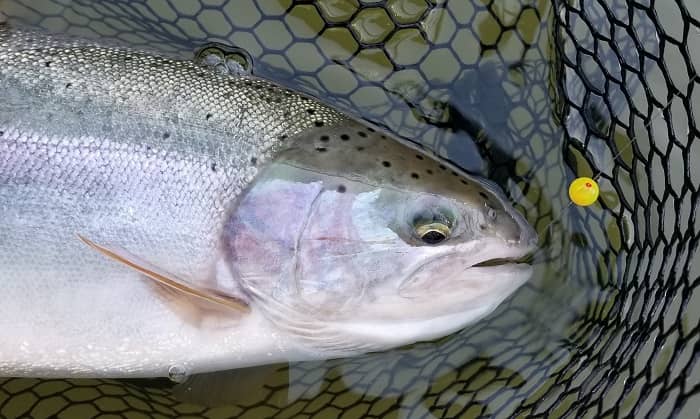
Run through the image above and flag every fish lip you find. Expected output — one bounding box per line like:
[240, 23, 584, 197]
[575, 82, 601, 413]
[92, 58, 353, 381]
[471, 255, 531, 267]
[397, 240, 534, 297]
[465, 236, 537, 270]
[468, 244, 535, 268]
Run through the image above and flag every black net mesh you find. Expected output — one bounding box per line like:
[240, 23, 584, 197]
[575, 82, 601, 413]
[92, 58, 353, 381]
[0, 0, 698, 418]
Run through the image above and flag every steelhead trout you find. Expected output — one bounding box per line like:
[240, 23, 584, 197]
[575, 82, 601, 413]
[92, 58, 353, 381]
[0, 25, 537, 378]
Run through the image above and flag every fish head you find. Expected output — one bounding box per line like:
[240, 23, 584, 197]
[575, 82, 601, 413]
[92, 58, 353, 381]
[226, 123, 537, 356]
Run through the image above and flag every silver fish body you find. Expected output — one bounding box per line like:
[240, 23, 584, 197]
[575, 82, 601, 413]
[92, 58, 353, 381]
[0, 26, 537, 378]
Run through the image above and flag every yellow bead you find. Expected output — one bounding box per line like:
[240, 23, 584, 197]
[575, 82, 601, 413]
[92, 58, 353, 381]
[569, 177, 599, 206]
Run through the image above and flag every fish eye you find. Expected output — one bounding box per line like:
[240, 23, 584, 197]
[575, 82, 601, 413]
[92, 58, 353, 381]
[411, 207, 454, 245]
[415, 222, 451, 244]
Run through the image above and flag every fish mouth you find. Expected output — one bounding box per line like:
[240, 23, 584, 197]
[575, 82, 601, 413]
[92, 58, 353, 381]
[472, 254, 533, 268]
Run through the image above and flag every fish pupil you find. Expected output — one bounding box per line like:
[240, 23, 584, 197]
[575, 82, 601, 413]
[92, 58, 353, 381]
[421, 230, 446, 245]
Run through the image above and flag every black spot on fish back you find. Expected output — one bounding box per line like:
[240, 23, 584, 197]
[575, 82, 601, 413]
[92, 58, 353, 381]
[382, 161, 391, 167]
[320, 135, 329, 142]
[250, 156, 257, 165]
[340, 134, 350, 141]
[411, 173, 420, 179]
[337, 185, 346, 193]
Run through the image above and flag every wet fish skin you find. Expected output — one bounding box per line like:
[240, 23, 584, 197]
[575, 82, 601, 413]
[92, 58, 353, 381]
[0, 23, 344, 308]
[0, 25, 348, 377]
[0, 26, 537, 378]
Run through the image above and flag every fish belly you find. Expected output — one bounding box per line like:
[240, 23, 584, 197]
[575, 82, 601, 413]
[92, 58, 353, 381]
[0, 67, 284, 380]
[0, 24, 342, 377]
[1, 114, 261, 376]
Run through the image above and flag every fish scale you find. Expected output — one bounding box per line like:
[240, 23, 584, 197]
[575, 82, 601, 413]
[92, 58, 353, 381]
[0, 25, 348, 377]
[0, 24, 535, 378]
[0, 24, 345, 173]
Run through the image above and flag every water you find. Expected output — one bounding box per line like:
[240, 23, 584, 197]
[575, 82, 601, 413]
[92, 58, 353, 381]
[1, 0, 698, 418]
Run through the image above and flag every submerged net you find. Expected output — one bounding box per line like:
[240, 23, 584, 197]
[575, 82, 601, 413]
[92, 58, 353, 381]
[0, 0, 698, 417]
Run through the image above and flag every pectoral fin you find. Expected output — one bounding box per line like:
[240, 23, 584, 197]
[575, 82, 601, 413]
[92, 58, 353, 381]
[77, 234, 249, 313]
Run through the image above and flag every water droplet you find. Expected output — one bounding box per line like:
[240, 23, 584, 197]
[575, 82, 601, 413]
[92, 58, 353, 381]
[168, 364, 188, 383]
[194, 43, 253, 76]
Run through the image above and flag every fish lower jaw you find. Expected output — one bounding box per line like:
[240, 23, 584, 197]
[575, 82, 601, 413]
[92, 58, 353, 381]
[328, 302, 515, 351]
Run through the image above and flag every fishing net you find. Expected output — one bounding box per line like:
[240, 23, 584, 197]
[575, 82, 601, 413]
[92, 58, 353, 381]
[0, 0, 698, 418]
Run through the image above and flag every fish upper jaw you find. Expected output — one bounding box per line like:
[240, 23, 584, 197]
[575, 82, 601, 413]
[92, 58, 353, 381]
[396, 237, 535, 297]
[499, 197, 539, 249]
